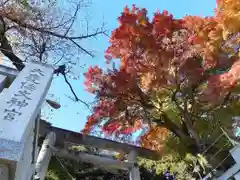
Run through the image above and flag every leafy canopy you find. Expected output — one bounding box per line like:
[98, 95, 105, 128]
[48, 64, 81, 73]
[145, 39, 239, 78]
[83, 2, 240, 172]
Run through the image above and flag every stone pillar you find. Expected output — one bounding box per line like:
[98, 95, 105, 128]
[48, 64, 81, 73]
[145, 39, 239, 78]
[0, 62, 53, 180]
[0, 74, 7, 91]
[0, 164, 8, 180]
[34, 132, 56, 180]
[128, 150, 141, 180]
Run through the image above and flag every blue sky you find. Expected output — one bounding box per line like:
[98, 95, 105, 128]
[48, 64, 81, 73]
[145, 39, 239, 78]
[42, 0, 216, 132]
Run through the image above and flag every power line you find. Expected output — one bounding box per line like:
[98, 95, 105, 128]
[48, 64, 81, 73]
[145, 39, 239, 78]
[56, 156, 76, 180]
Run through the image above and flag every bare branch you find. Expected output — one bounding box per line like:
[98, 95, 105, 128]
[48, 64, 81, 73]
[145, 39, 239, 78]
[0, 16, 24, 70]
[58, 68, 92, 112]
[0, 0, 105, 111]
[63, 2, 80, 36]
[70, 39, 94, 57]
[65, 94, 92, 113]
[4, 14, 107, 41]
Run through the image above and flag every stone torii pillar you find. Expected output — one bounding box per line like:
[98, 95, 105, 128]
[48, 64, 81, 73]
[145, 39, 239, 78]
[34, 132, 56, 180]
[128, 150, 141, 180]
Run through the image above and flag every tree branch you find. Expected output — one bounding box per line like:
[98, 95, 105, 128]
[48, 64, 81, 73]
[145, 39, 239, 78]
[70, 39, 94, 57]
[0, 8, 106, 58]
[163, 114, 202, 153]
[63, 2, 80, 37]
[0, 35, 25, 70]
[4, 14, 106, 41]
[171, 83, 202, 150]
[0, 16, 24, 70]
[204, 92, 232, 113]
[56, 66, 92, 112]
[153, 113, 198, 152]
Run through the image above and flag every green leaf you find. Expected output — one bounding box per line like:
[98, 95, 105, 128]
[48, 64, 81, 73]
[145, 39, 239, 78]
[205, 67, 230, 75]
[21, 0, 29, 8]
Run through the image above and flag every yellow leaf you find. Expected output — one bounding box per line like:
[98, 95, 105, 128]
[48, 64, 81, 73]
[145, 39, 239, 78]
[222, 30, 229, 40]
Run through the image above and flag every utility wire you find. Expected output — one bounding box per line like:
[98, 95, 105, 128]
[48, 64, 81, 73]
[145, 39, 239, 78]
[56, 156, 76, 180]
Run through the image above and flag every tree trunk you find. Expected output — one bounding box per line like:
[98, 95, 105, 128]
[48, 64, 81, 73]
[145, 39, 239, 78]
[0, 16, 25, 71]
[183, 119, 203, 151]
[156, 113, 202, 154]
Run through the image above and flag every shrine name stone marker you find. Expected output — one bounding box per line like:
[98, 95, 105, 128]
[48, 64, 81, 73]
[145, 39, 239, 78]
[0, 62, 53, 180]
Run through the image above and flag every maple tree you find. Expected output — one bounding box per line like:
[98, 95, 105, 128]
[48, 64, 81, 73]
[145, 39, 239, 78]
[83, 1, 240, 177]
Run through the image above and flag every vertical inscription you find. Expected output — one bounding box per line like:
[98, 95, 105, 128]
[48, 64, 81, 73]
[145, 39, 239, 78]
[3, 68, 45, 122]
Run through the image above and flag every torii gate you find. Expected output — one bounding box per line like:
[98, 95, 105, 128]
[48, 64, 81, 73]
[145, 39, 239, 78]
[0, 62, 160, 180]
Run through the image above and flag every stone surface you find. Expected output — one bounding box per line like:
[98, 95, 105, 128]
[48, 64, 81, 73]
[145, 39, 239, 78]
[35, 132, 56, 180]
[0, 138, 23, 162]
[0, 62, 53, 180]
[14, 125, 35, 180]
[0, 64, 18, 80]
[53, 147, 133, 170]
[0, 164, 9, 180]
[0, 62, 53, 142]
[128, 150, 141, 180]
[0, 74, 7, 92]
[230, 145, 240, 163]
[217, 163, 240, 180]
